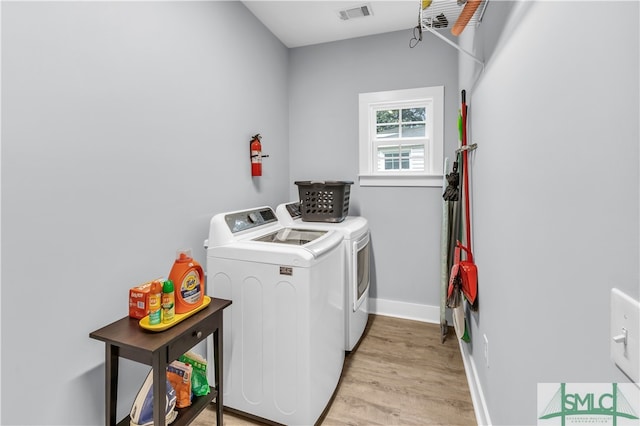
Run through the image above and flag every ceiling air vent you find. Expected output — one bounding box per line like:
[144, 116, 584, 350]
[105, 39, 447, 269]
[338, 4, 373, 21]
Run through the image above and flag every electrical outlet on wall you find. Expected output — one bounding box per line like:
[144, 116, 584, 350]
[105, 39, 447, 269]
[483, 334, 489, 368]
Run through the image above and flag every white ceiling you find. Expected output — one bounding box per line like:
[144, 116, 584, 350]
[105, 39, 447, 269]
[242, 1, 420, 48]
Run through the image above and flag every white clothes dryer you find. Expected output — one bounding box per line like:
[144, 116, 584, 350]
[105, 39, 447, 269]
[204, 206, 344, 426]
[276, 202, 370, 352]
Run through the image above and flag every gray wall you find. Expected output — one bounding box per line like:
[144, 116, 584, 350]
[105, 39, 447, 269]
[1, 2, 289, 424]
[460, 1, 639, 424]
[289, 30, 458, 306]
[3, 1, 638, 425]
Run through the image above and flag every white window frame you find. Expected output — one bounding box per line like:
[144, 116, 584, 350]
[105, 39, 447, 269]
[358, 86, 444, 187]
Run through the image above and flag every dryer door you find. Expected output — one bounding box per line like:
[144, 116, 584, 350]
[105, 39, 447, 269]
[352, 231, 370, 312]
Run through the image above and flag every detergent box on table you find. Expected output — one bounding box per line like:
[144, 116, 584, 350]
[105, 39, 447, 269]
[129, 278, 164, 319]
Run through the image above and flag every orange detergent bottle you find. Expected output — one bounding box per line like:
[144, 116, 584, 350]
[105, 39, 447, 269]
[168, 249, 205, 314]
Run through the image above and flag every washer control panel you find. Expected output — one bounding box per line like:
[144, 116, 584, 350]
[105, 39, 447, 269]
[225, 207, 278, 234]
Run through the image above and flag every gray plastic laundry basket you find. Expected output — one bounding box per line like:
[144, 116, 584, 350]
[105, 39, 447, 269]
[294, 180, 353, 223]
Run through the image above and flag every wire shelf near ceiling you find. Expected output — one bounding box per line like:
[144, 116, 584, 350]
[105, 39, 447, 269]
[417, 0, 488, 66]
[419, 0, 488, 32]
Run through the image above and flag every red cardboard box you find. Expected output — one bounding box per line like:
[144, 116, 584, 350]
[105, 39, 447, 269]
[129, 278, 163, 319]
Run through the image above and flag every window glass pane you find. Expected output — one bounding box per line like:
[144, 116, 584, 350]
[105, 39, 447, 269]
[377, 145, 417, 171]
[376, 124, 399, 138]
[401, 123, 425, 137]
[385, 153, 400, 170]
[378, 146, 396, 170]
[407, 145, 425, 171]
[376, 109, 399, 124]
[402, 107, 425, 122]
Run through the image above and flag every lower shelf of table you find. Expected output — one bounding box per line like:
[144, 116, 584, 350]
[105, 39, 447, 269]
[117, 386, 217, 426]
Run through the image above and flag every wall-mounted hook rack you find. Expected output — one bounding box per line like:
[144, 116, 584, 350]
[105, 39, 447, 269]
[456, 143, 478, 154]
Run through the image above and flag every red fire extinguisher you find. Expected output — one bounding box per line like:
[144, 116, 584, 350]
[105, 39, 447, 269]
[250, 133, 268, 177]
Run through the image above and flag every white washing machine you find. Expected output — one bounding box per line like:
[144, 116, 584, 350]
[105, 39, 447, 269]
[276, 202, 370, 352]
[204, 206, 345, 425]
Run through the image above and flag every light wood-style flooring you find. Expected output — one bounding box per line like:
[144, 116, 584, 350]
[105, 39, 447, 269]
[192, 314, 476, 425]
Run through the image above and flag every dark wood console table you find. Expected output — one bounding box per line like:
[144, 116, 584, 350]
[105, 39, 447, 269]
[90, 298, 232, 426]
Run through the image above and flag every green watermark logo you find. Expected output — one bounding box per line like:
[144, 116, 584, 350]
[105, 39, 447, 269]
[538, 383, 639, 425]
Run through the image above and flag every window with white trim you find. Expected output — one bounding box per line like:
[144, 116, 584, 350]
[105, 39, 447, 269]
[358, 86, 444, 187]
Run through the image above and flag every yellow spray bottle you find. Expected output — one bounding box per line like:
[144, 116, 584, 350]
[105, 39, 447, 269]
[162, 279, 175, 323]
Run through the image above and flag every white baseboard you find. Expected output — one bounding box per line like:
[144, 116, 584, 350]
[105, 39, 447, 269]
[369, 297, 491, 425]
[458, 337, 492, 426]
[369, 297, 440, 324]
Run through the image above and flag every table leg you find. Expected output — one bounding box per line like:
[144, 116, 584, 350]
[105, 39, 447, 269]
[214, 324, 223, 425]
[152, 354, 168, 426]
[105, 344, 119, 426]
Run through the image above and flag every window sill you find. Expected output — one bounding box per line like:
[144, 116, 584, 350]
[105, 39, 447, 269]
[358, 174, 443, 187]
